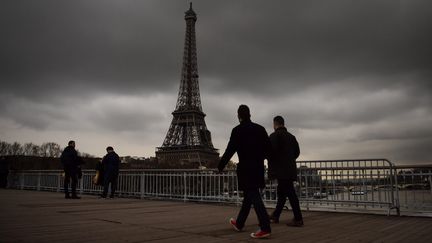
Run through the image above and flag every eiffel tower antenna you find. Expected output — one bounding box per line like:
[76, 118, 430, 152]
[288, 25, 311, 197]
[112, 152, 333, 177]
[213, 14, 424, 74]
[156, 4, 219, 168]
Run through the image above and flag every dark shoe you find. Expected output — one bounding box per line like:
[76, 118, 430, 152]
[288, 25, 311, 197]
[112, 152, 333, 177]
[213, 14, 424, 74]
[71, 195, 81, 199]
[229, 218, 242, 232]
[269, 215, 279, 224]
[99, 195, 107, 199]
[250, 230, 271, 239]
[65, 194, 71, 199]
[109, 195, 114, 199]
[287, 219, 304, 227]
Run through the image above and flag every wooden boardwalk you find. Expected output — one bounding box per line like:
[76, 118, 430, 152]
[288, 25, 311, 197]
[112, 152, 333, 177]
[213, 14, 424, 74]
[1, 190, 431, 243]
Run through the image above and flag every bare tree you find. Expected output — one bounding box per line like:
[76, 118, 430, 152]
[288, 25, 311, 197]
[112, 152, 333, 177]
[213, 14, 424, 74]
[40, 142, 62, 157]
[0, 141, 10, 156]
[0, 140, 92, 158]
[9, 142, 23, 155]
[40, 143, 49, 157]
[49, 143, 62, 158]
[22, 143, 34, 156]
[77, 150, 94, 158]
[31, 144, 41, 157]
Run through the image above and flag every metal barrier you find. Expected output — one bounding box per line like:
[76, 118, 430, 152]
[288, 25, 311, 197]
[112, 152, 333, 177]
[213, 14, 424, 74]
[263, 159, 399, 215]
[7, 159, 432, 216]
[394, 165, 432, 216]
[7, 169, 240, 203]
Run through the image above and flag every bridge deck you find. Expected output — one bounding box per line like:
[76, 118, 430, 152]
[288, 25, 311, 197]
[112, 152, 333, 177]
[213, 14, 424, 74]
[1, 190, 431, 243]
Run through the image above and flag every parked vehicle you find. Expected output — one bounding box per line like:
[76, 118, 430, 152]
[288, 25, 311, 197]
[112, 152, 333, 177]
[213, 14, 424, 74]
[313, 191, 328, 199]
[350, 187, 366, 195]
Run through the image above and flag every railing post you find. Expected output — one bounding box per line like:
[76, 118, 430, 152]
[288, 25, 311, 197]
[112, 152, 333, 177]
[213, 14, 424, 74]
[200, 174, 203, 201]
[387, 159, 400, 216]
[140, 173, 145, 199]
[393, 166, 400, 216]
[305, 170, 309, 211]
[169, 173, 172, 199]
[332, 169, 337, 210]
[37, 172, 41, 191]
[57, 173, 61, 192]
[183, 172, 187, 202]
[429, 171, 432, 195]
[20, 173, 25, 190]
[79, 172, 84, 195]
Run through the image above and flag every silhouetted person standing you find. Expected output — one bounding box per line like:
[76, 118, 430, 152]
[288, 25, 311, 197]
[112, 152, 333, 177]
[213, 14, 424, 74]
[61, 140, 81, 199]
[101, 146, 120, 199]
[268, 116, 303, 226]
[218, 105, 272, 239]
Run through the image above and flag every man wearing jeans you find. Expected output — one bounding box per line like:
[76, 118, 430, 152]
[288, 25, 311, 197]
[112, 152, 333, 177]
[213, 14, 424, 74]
[218, 105, 272, 239]
[268, 116, 303, 226]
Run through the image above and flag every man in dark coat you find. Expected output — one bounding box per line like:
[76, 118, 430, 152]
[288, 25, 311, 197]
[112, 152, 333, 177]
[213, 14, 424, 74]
[60, 140, 81, 199]
[268, 116, 303, 226]
[101, 146, 120, 198]
[218, 105, 272, 239]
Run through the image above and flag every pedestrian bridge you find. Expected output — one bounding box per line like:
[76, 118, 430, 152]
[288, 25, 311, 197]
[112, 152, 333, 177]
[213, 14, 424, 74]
[1, 190, 431, 242]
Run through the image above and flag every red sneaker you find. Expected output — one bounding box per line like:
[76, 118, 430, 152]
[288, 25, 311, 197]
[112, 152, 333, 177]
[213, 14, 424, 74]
[229, 218, 242, 232]
[250, 230, 271, 239]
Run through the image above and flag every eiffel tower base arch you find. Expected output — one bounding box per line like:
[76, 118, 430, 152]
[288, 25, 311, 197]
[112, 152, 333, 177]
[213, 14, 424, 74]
[156, 148, 219, 169]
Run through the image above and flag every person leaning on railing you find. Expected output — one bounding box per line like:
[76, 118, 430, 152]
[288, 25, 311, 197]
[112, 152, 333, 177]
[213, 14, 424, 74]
[100, 146, 120, 199]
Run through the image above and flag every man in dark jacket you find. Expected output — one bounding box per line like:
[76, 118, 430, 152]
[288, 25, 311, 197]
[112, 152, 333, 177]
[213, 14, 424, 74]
[60, 140, 81, 199]
[218, 105, 272, 239]
[101, 146, 120, 198]
[268, 116, 303, 226]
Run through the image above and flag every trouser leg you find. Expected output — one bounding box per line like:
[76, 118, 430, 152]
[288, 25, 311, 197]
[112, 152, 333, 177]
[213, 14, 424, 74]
[272, 181, 287, 219]
[0, 174, 7, 188]
[110, 175, 117, 196]
[236, 190, 253, 229]
[286, 180, 303, 221]
[64, 170, 70, 195]
[249, 189, 271, 232]
[103, 172, 110, 196]
[70, 173, 78, 196]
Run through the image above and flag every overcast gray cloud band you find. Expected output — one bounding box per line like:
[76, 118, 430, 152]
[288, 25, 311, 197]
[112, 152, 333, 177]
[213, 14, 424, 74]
[1, 0, 431, 164]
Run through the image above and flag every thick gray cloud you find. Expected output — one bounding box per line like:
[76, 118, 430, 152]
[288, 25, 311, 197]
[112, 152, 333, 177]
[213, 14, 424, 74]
[0, 0, 431, 164]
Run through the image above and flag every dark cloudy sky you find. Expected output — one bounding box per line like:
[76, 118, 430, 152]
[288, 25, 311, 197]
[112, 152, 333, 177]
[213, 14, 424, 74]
[1, 0, 431, 164]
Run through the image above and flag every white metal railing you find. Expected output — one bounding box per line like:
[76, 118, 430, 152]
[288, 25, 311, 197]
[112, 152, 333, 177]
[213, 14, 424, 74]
[6, 159, 432, 216]
[284, 159, 399, 215]
[394, 165, 432, 216]
[7, 169, 240, 203]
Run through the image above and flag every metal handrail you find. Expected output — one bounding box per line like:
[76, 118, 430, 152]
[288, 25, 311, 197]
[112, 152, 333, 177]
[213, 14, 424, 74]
[8, 159, 432, 216]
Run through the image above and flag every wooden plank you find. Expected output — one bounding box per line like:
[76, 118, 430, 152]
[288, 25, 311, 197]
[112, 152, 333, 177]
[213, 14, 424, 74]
[1, 190, 432, 242]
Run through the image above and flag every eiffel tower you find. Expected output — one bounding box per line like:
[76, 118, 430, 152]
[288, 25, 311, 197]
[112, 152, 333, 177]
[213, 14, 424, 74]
[156, 3, 219, 168]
